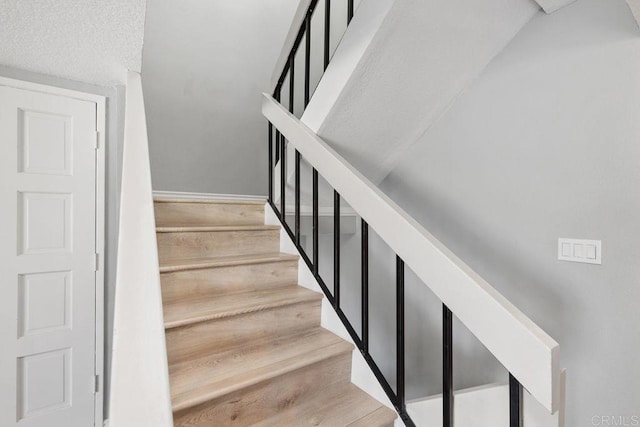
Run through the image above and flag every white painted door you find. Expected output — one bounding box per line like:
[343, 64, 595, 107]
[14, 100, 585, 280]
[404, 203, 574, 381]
[0, 86, 98, 427]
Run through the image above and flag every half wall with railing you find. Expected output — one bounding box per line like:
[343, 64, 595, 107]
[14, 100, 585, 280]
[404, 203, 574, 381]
[108, 72, 174, 427]
[263, 1, 565, 424]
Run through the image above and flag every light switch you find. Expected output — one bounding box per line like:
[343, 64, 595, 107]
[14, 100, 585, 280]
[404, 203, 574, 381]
[558, 238, 601, 265]
[573, 244, 584, 258]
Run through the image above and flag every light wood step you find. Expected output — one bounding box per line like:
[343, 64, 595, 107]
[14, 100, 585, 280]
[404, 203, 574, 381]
[154, 197, 265, 227]
[160, 253, 299, 303]
[170, 328, 352, 411]
[163, 286, 321, 328]
[251, 383, 398, 427]
[156, 225, 280, 262]
[164, 287, 323, 364]
[348, 405, 398, 427]
[155, 196, 396, 426]
[173, 344, 352, 427]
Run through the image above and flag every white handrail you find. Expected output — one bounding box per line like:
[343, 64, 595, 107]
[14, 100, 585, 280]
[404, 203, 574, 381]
[263, 93, 562, 413]
[108, 72, 174, 427]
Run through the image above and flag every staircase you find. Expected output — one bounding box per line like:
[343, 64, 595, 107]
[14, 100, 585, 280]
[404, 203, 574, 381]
[154, 197, 397, 426]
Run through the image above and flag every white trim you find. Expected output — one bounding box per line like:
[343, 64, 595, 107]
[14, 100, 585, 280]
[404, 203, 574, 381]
[0, 76, 107, 104]
[263, 93, 562, 414]
[0, 76, 107, 427]
[153, 190, 265, 202]
[94, 89, 107, 427]
[408, 372, 566, 427]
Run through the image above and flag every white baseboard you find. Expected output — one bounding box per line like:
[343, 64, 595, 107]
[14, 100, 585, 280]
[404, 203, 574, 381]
[153, 190, 266, 202]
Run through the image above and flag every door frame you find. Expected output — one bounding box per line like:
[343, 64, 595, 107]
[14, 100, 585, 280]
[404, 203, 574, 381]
[0, 76, 106, 426]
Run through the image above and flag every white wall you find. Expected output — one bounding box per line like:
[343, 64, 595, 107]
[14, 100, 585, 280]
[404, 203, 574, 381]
[379, 0, 640, 423]
[142, 0, 300, 196]
[278, 0, 365, 120]
[0, 0, 146, 85]
[300, 0, 394, 131]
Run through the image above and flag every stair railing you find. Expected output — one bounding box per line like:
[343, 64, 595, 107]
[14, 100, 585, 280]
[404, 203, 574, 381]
[263, 93, 562, 427]
[267, 2, 563, 425]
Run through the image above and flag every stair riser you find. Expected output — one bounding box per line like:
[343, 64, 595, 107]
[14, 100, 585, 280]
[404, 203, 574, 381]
[161, 260, 299, 303]
[155, 201, 264, 226]
[166, 300, 321, 365]
[157, 229, 280, 262]
[173, 353, 352, 427]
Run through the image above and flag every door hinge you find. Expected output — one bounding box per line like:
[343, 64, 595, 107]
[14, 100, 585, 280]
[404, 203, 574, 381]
[94, 131, 100, 149]
[93, 374, 100, 393]
[93, 253, 99, 271]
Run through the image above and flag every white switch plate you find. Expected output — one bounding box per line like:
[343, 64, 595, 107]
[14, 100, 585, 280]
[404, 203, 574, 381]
[558, 238, 601, 264]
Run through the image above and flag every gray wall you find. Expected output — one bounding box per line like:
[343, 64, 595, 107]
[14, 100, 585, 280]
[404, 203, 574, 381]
[378, 0, 640, 423]
[142, 0, 299, 196]
[309, 0, 539, 184]
[0, 65, 124, 415]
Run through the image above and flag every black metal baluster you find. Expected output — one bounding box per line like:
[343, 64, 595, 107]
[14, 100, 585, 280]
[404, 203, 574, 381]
[287, 52, 300, 240]
[295, 152, 301, 244]
[396, 256, 406, 411]
[324, 0, 331, 70]
[312, 169, 319, 274]
[298, 11, 310, 237]
[289, 55, 295, 114]
[304, 15, 311, 107]
[361, 219, 369, 353]
[510, 374, 522, 427]
[280, 133, 286, 219]
[274, 90, 281, 164]
[443, 305, 453, 427]
[333, 191, 340, 308]
[268, 123, 273, 202]
[348, 0, 354, 23]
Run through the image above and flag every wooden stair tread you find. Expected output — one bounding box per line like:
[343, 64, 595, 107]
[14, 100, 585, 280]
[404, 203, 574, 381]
[348, 405, 398, 426]
[159, 252, 298, 273]
[154, 197, 265, 205]
[250, 383, 397, 427]
[164, 286, 323, 329]
[156, 197, 396, 426]
[169, 328, 353, 412]
[156, 224, 280, 233]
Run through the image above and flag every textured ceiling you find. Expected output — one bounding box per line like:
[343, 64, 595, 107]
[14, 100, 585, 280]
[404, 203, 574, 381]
[0, 0, 146, 85]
